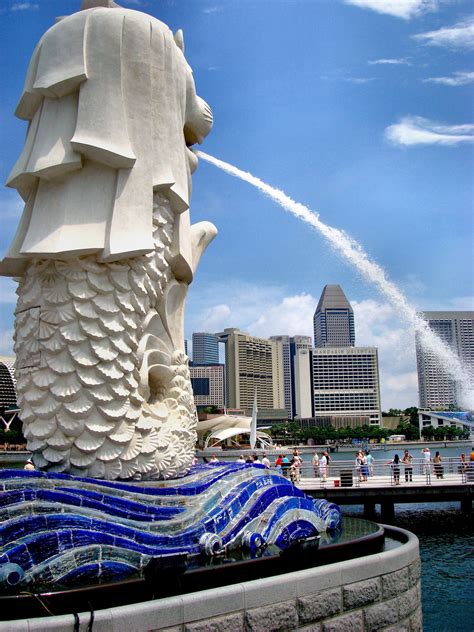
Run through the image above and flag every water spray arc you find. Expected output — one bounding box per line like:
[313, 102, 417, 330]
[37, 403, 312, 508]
[196, 151, 473, 409]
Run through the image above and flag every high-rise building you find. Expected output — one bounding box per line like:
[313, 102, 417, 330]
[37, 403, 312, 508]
[294, 348, 313, 419]
[270, 335, 312, 419]
[416, 311, 474, 409]
[216, 328, 284, 411]
[313, 284, 355, 348]
[192, 332, 219, 365]
[312, 347, 381, 425]
[190, 364, 225, 409]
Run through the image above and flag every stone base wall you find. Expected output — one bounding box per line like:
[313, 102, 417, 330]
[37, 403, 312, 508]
[1, 526, 422, 632]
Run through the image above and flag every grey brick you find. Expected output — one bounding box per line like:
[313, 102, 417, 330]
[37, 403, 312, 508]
[381, 625, 409, 632]
[381, 568, 409, 599]
[408, 559, 421, 588]
[364, 598, 399, 631]
[298, 589, 341, 623]
[322, 610, 364, 632]
[157, 628, 183, 632]
[245, 600, 298, 632]
[343, 579, 380, 610]
[397, 585, 420, 619]
[409, 606, 423, 632]
[298, 625, 322, 632]
[184, 612, 244, 632]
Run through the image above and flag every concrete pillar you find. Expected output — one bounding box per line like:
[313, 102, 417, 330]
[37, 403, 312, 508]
[381, 501, 395, 522]
[363, 501, 376, 518]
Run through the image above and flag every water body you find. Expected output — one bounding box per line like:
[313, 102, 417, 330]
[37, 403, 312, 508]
[344, 503, 474, 632]
[196, 151, 473, 408]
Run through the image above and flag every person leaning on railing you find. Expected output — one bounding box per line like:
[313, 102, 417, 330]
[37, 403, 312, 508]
[401, 449, 413, 483]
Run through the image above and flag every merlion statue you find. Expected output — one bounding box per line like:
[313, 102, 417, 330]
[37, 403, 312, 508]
[0, 0, 216, 480]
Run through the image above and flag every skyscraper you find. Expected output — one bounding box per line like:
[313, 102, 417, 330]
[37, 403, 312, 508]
[416, 311, 474, 409]
[270, 335, 312, 419]
[192, 332, 219, 365]
[313, 284, 355, 348]
[190, 364, 225, 409]
[216, 328, 284, 411]
[312, 347, 381, 425]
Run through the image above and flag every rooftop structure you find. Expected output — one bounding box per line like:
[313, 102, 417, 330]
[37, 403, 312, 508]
[313, 284, 355, 348]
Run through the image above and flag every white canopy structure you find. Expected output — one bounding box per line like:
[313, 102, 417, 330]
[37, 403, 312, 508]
[197, 414, 274, 450]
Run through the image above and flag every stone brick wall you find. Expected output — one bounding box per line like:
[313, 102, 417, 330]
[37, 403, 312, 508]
[2, 526, 422, 632]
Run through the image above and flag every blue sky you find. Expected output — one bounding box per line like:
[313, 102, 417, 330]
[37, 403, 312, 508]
[0, 0, 473, 409]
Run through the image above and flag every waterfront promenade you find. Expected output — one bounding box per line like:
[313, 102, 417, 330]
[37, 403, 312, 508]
[296, 465, 473, 518]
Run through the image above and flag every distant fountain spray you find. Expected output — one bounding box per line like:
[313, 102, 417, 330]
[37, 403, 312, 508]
[196, 151, 473, 409]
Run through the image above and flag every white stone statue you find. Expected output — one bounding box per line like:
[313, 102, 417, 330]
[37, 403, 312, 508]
[0, 1, 216, 480]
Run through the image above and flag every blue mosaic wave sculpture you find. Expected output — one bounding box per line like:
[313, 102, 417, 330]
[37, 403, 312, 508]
[0, 463, 341, 589]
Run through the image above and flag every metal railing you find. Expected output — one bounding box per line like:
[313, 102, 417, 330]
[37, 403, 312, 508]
[271, 458, 473, 488]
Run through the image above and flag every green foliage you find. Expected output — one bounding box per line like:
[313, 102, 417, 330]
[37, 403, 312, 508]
[270, 422, 391, 443]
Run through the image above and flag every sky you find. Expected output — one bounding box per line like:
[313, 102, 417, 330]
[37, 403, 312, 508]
[0, 0, 473, 410]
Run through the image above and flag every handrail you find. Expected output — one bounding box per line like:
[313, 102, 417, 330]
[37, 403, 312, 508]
[269, 458, 473, 488]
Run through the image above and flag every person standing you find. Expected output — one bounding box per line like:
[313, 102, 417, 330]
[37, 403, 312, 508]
[402, 449, 413, 482]
[319, 452, 328, 482]
[236, 454, 246, 464]
[274, 454, 283, 475]
[312, 452, 320, 477]
[422, 447, 432, 482]
[261, 453, 271, 469]
[433, 451, 443, 479]
[361, 451, 368, 482]
[387, 454, 401, 485]
[366, 451, 375, 477]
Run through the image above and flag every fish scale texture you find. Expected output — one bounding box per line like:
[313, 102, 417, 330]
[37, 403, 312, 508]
[14, 193, 197, 480]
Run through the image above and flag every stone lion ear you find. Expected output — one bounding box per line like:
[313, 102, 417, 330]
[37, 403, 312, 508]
[174, 29, 184, 53]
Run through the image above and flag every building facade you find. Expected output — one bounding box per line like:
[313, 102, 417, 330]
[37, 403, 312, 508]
[216, 328, 284, 411]
[313, 284, 355, 348]
[416, 311, 474, 409]
[312, 347, 381, 425]
[190, 364, 225, 409]
[192, 332, 219, 365]
[270, 335, 312, 419]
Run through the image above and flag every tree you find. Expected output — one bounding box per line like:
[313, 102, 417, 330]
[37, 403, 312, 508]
[421, 425, 435, 440]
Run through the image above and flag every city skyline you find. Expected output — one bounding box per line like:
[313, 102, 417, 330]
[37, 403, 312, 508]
[0, 0, 473, 410]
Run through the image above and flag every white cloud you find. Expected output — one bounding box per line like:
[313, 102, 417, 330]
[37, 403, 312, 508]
[248, 294, 316, 339]
[385, 115, 474, 146]
[413, 18, 474, 50]
[423, 70, 474, 86]
[203, 6, 222, 14]
[344, 0, 438, 20]
[344, 77, 376, 84]
[0, 330, 14, 357]
[368, 58, 411, 65]
[198, 303, 232, 332]
[10, 2, 38, 10]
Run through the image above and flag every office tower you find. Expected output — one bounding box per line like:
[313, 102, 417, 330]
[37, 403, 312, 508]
[216, 328, 284, 410]
[416, 311, 474, 409]
[294, 348, 313, 419]
[313, 284, 355, 348]
[312, 347, 381, 426]
[192, 332, 219, 365]
[190, 364, 225, 409]
[270, 335, 312, 419]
